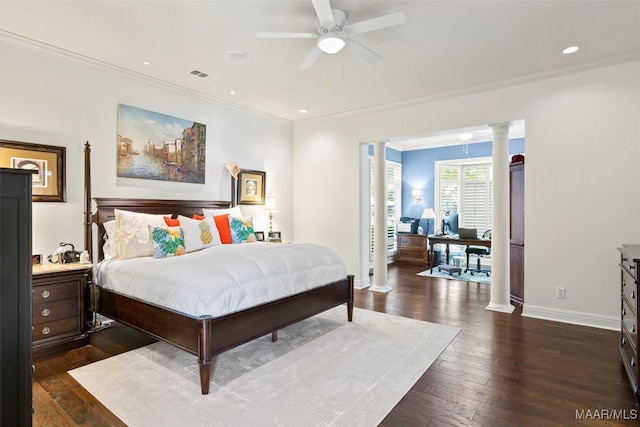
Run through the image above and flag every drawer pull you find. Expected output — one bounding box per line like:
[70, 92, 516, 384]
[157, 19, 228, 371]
[623, 308, 626, 316]
[633, 325, 637, 333]
[41, 290, 50, 299]
[632, 357, 637, 367]
[41, 308, 50, 317]
[630, 264, 636, 270]
[622, 336, 626, 345]
[632, 291, 636, 300]
[41, 327, 51, 335]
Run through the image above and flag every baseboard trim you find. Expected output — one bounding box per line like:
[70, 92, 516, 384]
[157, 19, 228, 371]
[522, 304, 619, 331]
[354, 277, 370, 290]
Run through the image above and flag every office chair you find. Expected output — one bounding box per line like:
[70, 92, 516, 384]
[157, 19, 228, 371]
[465, 229, 491, 276]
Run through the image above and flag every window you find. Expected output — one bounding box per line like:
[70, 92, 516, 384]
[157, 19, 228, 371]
[369, 157, 402, 262]
[435, 158, 493, 235]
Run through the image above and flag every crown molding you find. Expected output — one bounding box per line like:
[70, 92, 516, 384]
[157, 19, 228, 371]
[296, 51, 640, 126]
[0, 30, 293, 127]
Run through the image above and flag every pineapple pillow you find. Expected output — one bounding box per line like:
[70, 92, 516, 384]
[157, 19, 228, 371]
[178, 215, 222, 252]
[149, 225, 185, 258]
[229, 216, 257, 244]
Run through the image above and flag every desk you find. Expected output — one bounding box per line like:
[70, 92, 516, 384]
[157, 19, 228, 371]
[427, 235, 492, 273]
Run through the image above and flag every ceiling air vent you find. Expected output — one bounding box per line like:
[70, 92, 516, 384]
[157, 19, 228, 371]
[190, 70, 217, 81]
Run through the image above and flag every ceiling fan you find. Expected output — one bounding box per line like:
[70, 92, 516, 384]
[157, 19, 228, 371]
[256, 0, 406, 70]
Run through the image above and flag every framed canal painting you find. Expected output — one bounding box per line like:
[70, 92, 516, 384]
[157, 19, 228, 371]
[116, 104, 206, 183]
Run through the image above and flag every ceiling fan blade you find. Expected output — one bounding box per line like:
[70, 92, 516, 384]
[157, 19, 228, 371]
[256, 32, 317, 39]
[311, 0, 335, 27]
[298, 46, 323, 70]
[345, 40, 381, 64]
[345, 11, 406, 35]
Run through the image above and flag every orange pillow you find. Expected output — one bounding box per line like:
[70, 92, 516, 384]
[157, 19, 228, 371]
[192, 214, 204, 220]
[214, 214, 232, 244]
[164, 216, 180, 227]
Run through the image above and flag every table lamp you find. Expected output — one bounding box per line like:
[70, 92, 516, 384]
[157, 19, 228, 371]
[264, 194, 277, 233]
[421, 208, 436, 235]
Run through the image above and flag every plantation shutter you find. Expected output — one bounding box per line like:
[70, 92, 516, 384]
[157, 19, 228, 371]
[369, 157, 402, 262]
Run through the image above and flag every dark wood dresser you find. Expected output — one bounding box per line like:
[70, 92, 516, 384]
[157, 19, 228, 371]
[32, 263, 91, 359]
[397, 234, 429, 266]
[0, 168, 33, 426]
[619, 244, 640, 404]
[509, 161, 525, 305]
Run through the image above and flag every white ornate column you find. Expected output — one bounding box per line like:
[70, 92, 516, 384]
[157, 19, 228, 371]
[371, 140, 392, 293]
[486, 122, 515, 313]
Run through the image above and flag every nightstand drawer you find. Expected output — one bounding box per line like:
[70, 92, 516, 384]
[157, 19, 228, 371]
[33, 298, 79, 325]
[33, 317, 82, 341]
[32, 281, 79, 304]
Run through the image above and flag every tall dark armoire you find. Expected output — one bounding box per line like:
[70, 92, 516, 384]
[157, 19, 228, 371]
[0, 168, 33, 426]
[509, 161, 525, 305]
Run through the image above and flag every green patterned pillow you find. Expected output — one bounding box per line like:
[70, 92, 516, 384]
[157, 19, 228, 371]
[229, 217, 256, 243]
[149, 225, 185, 258]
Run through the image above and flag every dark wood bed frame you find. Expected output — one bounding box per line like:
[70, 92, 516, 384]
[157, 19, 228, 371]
[82, 142, 354, 394]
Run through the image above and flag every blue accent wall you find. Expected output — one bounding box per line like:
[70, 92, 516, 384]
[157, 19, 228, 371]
[401, 138, 525, 234]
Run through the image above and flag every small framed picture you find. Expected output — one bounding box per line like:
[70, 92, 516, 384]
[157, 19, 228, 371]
[268, 231, 282, 242]
[255, 231, 265, 241]
[237, 169, 266, 205]
[32, 254, 43, 266]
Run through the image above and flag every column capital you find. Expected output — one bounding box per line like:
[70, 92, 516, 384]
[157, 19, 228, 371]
[489, 122, 512, 140]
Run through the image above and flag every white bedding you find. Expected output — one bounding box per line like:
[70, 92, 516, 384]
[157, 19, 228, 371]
[95, 242, 347, 318]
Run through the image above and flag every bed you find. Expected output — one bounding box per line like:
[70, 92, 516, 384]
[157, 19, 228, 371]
[82, 143, 354, 394]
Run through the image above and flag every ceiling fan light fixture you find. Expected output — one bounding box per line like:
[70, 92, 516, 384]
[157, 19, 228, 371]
[317, 33, 345, 54]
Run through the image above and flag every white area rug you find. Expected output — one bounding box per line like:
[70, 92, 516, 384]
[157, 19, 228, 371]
[70, 306, 459, 427]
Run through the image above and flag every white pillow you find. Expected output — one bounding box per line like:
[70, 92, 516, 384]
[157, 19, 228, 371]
[102, 220, 117, 259]
[114, 209, 168, 259]
[178, 215, 222, 252]
[202, 206, 242, 218]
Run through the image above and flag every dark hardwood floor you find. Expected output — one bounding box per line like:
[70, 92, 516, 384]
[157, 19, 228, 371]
[33, 263, 638, 426]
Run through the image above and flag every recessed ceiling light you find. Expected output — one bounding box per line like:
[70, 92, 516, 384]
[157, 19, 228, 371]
[225, 50, 251, 61]
[562, 46, 580, 55]
[142, 60, 152, 66]
[299, 109, 308, 114]
[230, 90, 236, 95]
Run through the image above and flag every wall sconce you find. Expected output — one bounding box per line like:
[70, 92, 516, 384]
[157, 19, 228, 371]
[412, 189, 421, 202]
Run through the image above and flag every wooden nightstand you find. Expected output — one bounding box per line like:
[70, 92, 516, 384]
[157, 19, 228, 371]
[397, 234, 429, 266]
[32, 263, 92, 359]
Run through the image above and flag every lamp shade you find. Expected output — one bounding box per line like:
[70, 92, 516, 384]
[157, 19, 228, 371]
[421, 208, 436, 219]
[264, 194, 277, 212]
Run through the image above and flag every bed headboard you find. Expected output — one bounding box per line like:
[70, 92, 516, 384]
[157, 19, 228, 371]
[84, 143, 233, 261]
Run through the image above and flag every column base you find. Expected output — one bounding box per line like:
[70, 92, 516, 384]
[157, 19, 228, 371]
[369, 284, 393, 293]
[486, 302, 516, 313]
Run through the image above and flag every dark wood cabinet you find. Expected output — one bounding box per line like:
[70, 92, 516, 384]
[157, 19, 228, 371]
[397, 234, 429, 266]
[619, 244, 640, 404]
[32, 264, 91, 359]
[0, 168, 33, 426]
[510, 162, 524, 305]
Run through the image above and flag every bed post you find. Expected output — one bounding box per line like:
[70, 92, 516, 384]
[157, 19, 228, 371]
[83, 142, 93, 259]
[347, 274, 354, 322]
[198, 317, 214, 394]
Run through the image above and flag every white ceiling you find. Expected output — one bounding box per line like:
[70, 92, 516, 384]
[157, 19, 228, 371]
[1, 0, 639, 148]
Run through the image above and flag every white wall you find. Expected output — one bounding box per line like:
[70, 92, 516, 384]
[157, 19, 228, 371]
[0, 40, 293, 260]
[293, 60, 640, 329]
